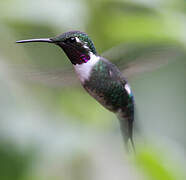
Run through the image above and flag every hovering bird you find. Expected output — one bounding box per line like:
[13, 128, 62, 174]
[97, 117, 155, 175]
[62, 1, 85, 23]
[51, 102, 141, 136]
[16, 31, 135, 151]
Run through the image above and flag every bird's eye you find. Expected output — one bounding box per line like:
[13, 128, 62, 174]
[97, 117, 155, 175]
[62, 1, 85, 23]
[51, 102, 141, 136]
[64, 37, 77, 44]
[69, 37, 76, 43]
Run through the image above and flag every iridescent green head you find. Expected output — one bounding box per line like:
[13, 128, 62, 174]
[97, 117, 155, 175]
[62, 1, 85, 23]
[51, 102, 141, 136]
[16, 31, 97, 65]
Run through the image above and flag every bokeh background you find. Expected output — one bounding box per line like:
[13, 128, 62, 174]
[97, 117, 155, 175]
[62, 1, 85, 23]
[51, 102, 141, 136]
[0, 0, 186, 180]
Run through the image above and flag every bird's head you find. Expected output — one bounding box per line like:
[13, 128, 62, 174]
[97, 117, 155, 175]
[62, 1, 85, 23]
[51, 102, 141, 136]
[16, 31, 97, 65]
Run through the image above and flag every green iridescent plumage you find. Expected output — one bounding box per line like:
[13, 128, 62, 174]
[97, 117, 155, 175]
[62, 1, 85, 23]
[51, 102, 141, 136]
[83, 58, 134, 147]
[84, 59, 133, 110]
[51, 31, 97, 55]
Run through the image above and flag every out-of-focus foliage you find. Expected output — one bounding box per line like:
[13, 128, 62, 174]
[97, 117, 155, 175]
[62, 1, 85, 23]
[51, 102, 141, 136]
[135, 146, 186, 180]
[0, 140, 32, 180]
[0, 0, 185, 180]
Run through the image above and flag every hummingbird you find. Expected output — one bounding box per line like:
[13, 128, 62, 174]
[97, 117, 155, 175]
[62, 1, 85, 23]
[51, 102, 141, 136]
[16, 31, 135, 151]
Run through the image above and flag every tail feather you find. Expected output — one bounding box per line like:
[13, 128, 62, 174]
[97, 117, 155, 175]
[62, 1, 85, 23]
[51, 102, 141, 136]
[128, 117, 135, 153]
[118, 114, 135, 153]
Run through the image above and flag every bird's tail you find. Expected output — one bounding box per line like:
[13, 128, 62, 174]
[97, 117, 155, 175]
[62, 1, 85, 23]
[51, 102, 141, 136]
[118, 114, 135, 153]
[128, 118, 135, 153]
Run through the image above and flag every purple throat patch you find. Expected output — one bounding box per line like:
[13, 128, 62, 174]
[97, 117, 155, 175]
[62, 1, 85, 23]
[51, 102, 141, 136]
[80, 54, 90, 63]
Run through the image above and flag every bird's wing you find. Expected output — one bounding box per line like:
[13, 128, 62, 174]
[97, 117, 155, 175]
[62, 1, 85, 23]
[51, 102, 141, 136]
[7, 64, 79, 88]
[9, 42, 185, 88]
[102, 43, 185, 79]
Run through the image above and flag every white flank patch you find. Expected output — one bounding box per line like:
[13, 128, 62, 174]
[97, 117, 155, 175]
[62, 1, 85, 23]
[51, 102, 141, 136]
[125, 83, 132, 95]
[74, 53, 100, 83]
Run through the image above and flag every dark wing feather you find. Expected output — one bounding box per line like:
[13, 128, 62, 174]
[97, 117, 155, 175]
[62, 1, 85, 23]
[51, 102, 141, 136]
[9, 42, 185, 87]
[7, 64, 78, 88]
[102, 43, 185, 79]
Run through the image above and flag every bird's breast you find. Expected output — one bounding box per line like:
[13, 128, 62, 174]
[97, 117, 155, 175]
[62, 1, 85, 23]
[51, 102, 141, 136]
[73, 54, 100, 83]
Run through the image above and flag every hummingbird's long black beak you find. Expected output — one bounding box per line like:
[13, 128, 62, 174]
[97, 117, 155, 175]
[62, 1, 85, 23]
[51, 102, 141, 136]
[16, 38, 54, 43]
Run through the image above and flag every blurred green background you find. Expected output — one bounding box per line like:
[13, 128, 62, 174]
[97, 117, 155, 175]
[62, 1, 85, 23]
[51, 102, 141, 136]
[0, 0, 185, 180]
